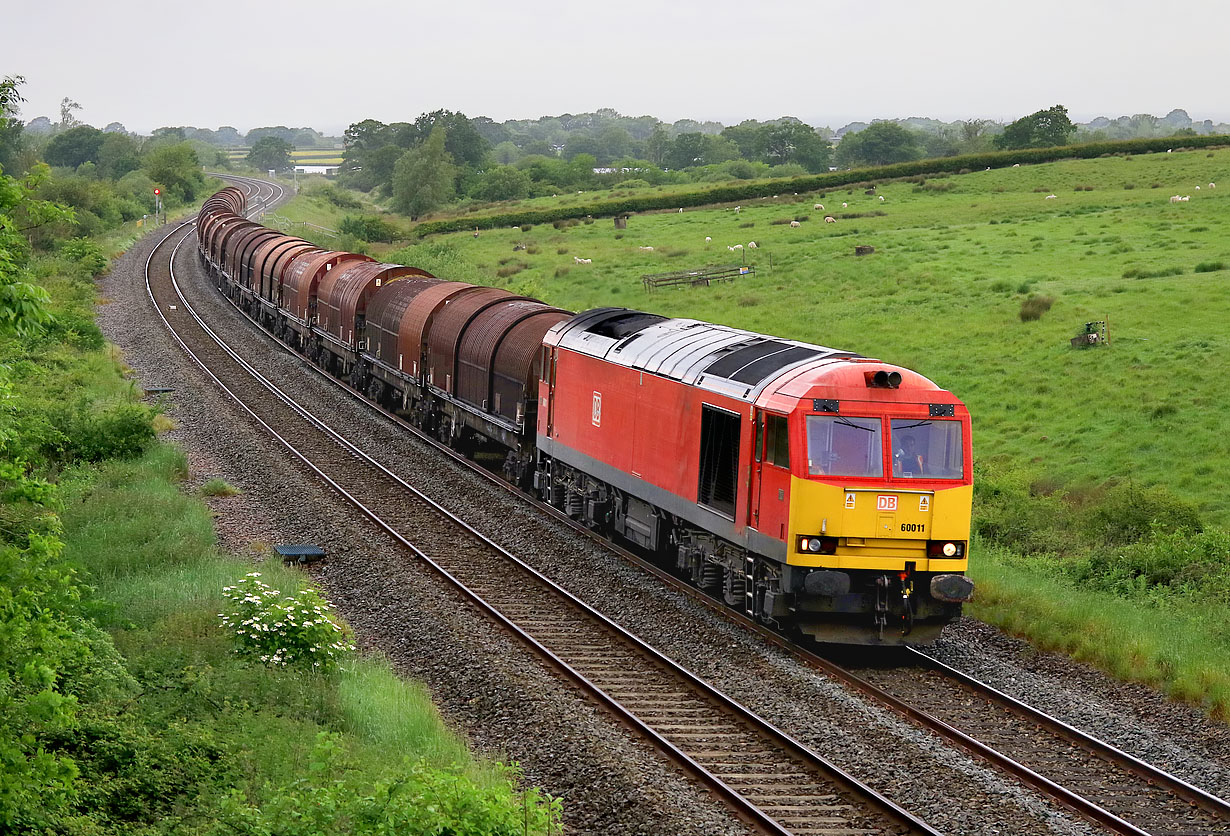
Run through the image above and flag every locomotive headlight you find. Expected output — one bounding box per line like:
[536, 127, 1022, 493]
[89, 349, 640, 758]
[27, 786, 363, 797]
[798, 536, 837, 554]
[942, 542, 958, 557]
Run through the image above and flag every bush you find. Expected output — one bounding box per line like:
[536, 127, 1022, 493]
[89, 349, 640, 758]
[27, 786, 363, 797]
[1019, 294, 1054, 321]
[57, 402, 156, 464]
[338, 214, 399, 243]
[312, 184, 362, 210]
[1078, 481, 1203, 547]
[1194, 261, 1226, 273]
[219, 573, 354, 671]
[59, 238, 109, 277]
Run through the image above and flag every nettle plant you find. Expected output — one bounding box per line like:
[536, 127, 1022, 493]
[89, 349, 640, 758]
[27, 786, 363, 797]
[220, 573, 355, 671]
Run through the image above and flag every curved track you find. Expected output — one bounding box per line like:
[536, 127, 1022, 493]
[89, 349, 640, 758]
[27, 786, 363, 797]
[152, 174, 1230, 836]
[145, 176, 941, 836]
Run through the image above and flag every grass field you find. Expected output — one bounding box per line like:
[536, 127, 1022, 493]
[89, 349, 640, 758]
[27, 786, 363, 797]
[383, 149, 1230, 525]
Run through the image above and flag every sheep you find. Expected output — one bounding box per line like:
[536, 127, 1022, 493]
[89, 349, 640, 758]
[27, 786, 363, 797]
[1012, 163, 1020, 168]
[638, 246, 655, 251]
[842, 202, 848, 208]
[878, 195, 885, 202]
[728, 246, 736, 251]
[824, 216, 836, 223]
[733, 206, 741, 213]
[1210, 182, 1216, 188]
[705, 236, 712, 243]
[1045, 194, 1057, 200]
[789, 220, 801, 228]
[1196, 185, 1201, 190]
[574, 256, 584, 263]
[733, 243, 743, 249]
[747, 241, 758, 249]
[1182, 195, 1190, 201]
[578, 257, 592, 264]
[814, 203, 824, 210]
[678, 207, 684, 213]
[1170, 195, 1183, 203]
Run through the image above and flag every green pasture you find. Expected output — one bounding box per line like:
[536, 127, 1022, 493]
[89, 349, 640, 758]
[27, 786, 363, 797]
[398, 148, 1229, 525]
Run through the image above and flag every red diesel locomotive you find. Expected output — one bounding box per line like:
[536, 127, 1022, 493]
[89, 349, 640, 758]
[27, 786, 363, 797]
[198, 187, 974, 644]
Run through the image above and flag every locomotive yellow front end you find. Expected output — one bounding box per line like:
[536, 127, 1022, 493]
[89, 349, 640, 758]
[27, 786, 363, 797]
[771, 361, 973, 644]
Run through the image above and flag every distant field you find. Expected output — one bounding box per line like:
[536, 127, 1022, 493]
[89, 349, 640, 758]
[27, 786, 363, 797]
[380, 148, 1228, 524]
[225, 148, 344, 165]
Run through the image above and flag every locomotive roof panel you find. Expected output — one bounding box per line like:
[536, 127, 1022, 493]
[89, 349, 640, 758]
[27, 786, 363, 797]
[547, 307, 868, 404]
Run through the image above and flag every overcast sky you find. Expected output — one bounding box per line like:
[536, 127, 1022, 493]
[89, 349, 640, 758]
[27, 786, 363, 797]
[6, 0, 1226, 135]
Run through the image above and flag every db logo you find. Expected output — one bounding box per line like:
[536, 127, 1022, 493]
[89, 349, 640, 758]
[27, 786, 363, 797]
[592, 392, 602, 427]
[877, 495, 898, 512]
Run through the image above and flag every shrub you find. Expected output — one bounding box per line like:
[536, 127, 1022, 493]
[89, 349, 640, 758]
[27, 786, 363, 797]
[495, 263, 526, 278]
[519, 224, 533, 232]
[312, 184, 362, 210]
[59, 238, 109, 277]
[1018, 294, 1054, 321]
[1122, 266, 1184, 279]
[1194, 261, 1225, 273]
[1078, 482, 1203, 546]
[56, 402, 156, 464]
[219, 573, 354, 671]
[201, 478, 241, 497]
[338, 214, 399, 243]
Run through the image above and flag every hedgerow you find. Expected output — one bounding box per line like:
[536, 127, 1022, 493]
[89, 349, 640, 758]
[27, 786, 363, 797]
[412, 135, 1230, 237]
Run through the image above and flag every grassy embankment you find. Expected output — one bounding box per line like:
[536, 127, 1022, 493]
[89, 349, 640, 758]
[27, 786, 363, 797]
[1, 212, 559, 831]
[283, 147, 1230, 715]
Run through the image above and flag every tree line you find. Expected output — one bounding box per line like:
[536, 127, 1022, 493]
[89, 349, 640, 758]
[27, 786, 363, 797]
[335, 105, 1109, 218]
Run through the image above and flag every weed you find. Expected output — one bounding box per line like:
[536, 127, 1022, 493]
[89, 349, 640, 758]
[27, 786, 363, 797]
[495, 263, 527, 278]
[556, 246, 568, 254]
[201, 478, 241, 497]
[1019, 294, 1054, 321]
[1194, 261, 1225, 273]
[739, 221, 755, 228]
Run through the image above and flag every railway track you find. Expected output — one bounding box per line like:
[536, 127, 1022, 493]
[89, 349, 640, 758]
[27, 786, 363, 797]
[157, 174, 1230, 835]
[146, 179, 940, 836]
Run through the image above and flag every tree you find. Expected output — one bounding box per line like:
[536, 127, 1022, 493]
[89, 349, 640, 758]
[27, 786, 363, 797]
[473, 165, 531, 201]
[0, 75, 24, 173]
[96, 132, 141, 179]
[57, 97, 81, 131]
[143, 142, 205, 202]
[400, 110, 488, 168]
[644, 124, 670, 167]
[246, 135, 293, 171]
[995, 105, 1075, 150]
[0, 76, 69, 336]
[835, 122, 923, 168]
[665, 133, 708, 170]
[390, 126, 456, 218]
[759, 122, 832, 172]
[43, 125, 103, 169]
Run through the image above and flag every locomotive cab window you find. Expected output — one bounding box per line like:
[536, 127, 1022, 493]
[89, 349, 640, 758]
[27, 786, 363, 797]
[806, 415, 883, 477]
[765, 414, 789, 468]
[698, 405, 741, 518]
[891, 419, 964, 479]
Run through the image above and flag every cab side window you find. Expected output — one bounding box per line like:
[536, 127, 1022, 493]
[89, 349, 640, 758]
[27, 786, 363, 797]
[765, 414, 789, 468]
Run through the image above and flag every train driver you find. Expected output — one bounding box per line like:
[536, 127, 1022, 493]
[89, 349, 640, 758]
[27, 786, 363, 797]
[894, 434, 925, 477]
